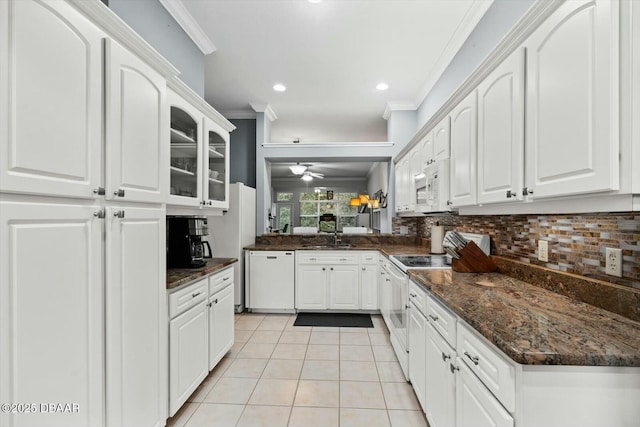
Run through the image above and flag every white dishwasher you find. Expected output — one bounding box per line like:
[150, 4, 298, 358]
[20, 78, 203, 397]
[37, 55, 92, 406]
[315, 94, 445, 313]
[247, 251, 295, 312]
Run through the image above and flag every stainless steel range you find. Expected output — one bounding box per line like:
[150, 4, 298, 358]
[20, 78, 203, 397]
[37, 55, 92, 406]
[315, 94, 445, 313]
[389, 254, 451, 272]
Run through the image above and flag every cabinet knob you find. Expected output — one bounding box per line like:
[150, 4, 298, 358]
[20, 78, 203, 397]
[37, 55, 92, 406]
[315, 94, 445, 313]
[207, 201, 213, 206]
[429, 314, 439, 322]
[522, 187, 534, 196]
[330, 267, 334, 271]
[450, 363, 460, 374]
[93, 187, 105, 196]
[93, 209, 105, 219]
[113, 188, 125, 197]
[446, 200, 453, 206]
[214, 299, 218, 304]
[409, 293, 417, 298]
[322, 267, 326, 271]
[362, 267, 366, 271]
[506, 190, 516, 198]
[113, 210, 125, 219]
[441, 352, 451, 362]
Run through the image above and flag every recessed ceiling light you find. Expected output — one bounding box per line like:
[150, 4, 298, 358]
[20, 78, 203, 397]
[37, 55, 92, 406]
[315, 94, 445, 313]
[376, 82, 389, 91]
[273, 83, 286, 92]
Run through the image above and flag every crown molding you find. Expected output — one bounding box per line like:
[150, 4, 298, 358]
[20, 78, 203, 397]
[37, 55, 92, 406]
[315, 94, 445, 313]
[395, 0, 564, 161]
[159, 0, 216, 55]
[221, 110, 257, 120]
[382, 102, 418, 120]
[413, 0, 494, 109]
[250, 103, 278, 122]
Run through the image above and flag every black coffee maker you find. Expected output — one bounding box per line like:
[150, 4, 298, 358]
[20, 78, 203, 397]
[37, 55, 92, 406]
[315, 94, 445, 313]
[167, 217, 212, 268]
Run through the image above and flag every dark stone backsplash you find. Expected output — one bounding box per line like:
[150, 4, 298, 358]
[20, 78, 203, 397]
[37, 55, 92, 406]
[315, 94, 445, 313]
[393, 213, 640, 289]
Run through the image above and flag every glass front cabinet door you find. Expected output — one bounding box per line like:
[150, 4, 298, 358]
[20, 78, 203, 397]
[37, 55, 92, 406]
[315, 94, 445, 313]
[203, 117, 229, 209]
[167, 89, 230, 209]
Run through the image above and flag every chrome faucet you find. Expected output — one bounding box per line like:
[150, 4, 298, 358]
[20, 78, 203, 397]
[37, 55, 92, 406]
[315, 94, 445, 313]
[334, 231, 342, 247]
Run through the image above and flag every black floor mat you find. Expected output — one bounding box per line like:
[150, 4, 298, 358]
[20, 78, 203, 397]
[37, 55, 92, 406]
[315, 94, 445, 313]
[293, 313, 373, 328]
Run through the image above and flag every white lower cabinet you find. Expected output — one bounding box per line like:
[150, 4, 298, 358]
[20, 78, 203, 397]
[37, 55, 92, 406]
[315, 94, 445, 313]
[456, 359, 514, 427]
[0, 201, 104, 427]
[208, 283, 234, 370]
[425, 321, 456, 427]
[106, 206, 167, 427]
[169, 280, 209, 416]
[168, 267, 235, 416]
[295, 251, 365, 311]
[408, 300, 427, 412]
[360, 264, 379, 310]
[329, 265, 359, 310]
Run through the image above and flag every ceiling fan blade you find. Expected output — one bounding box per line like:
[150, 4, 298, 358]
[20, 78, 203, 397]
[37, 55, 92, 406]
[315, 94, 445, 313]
[309, 172, 324, 179]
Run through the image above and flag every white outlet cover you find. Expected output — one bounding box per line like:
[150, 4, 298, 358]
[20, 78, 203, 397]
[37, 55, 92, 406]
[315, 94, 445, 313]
[538, 240, 549, 262]
[605, 247, 623, 277]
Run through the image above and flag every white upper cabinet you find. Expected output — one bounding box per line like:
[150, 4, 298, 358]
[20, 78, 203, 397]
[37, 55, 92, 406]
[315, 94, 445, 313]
[420, 132, 434, 169]
[432, 116, 451, 161]
[0, 0, 103, 199]
[105, 39, 168, 204]
[525, 0, 619, 199]
[168, 88, 231, 210]
[477, 48, 525, 204]
[449, 91, 478, 207]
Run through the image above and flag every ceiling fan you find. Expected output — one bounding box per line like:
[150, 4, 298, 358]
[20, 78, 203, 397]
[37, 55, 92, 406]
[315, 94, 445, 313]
[289, 162, 324, 180]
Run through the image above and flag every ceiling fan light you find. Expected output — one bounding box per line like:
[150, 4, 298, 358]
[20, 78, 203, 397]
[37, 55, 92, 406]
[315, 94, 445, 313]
[301, 173, 313, 181]
[289, 164, 307, 175]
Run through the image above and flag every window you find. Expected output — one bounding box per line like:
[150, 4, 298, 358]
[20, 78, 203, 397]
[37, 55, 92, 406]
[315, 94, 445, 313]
[299, 192, 358, 230]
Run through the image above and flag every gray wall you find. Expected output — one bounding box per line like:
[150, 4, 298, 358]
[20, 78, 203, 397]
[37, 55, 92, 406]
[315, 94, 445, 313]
[108, 0, 205, 96]
[416, 0, 535, 127]
[229, 119, 257, 188]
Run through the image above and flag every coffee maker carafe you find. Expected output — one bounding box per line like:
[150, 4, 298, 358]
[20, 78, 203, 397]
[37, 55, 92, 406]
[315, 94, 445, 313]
[167, 217, 212, 268]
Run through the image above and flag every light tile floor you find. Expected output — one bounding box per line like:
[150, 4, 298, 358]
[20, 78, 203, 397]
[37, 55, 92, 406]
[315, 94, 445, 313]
[167, 313, 429, 427]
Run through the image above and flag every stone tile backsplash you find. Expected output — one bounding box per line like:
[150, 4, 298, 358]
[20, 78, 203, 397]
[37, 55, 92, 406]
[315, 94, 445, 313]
[393, 213, 640, 288]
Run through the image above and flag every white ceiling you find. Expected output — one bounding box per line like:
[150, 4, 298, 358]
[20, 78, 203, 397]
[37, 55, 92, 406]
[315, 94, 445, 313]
[176, 0, 491, 144]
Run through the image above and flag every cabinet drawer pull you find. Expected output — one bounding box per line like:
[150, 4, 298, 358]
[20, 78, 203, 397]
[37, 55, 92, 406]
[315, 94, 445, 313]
[309, 258, 317, 261]
[441, 352, 451, 362]
[429, 314, 439, 322]
[192, 292, 201, 298]
[464, 351, 480, 365]
[267, 256, 277, 259]
[409, 293, 417, 298]
[223, 277, 230, 281]
[339, 258, 348, 261]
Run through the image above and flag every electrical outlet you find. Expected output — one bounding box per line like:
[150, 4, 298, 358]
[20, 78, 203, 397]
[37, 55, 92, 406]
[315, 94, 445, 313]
[538, 240, 549, 262]
[605, 248, 623, 277]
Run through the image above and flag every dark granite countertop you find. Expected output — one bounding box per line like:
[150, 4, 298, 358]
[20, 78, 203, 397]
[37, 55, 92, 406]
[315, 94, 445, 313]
[409, 269, 640, 367]
[244, 242, 430, 256]
[167, 258, 238, 290]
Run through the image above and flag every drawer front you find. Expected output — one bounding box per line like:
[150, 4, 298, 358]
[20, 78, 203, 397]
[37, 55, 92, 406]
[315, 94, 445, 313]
[409, 280, 426, 316]
[296, 251, 359, 265]
[360, 251, 379, 264]
[457, 321, 516, 412]
[209, 265, 234, 295]
[169, 278, 208, 319]
[427, 294, 457, 348]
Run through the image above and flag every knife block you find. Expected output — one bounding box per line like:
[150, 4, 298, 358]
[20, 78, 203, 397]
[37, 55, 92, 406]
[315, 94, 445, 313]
[451, 241, 497, 273]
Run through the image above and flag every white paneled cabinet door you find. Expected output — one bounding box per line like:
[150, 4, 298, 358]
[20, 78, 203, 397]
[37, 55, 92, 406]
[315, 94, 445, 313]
[477, 49, 525, 204]
[0, 201, 103, 427]
[394, 160, 405, 212]
[0, 0, 103, 199]
[296, 265, 327, 310]
[449, 91, 478, 207]
[456, 360, 514, 427]
[425, 322, 456, 427]
[433, 116, 451, 161]
[421, 132, 434, 168]
[169, 302, 208, 416]
[329, 265, 359, 310]
[209, 283, 234, 370]
[106, 206, 166, 427]
[105, 39, 167, 204]
[525, 0, 619, 198]
[408, 304, 427, 412]
[360, 265, 378, 310]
